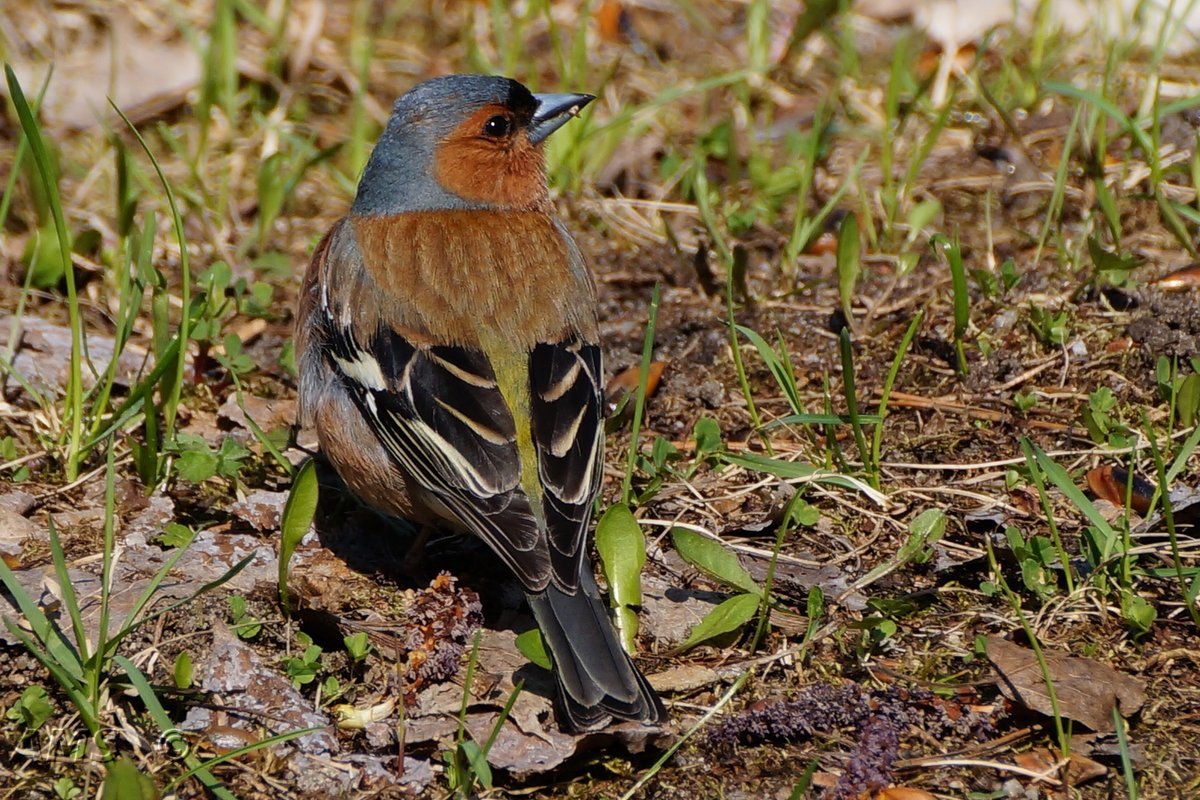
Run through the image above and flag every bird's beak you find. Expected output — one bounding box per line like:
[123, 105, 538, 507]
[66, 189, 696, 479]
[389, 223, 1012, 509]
[528, 92, 595, 144]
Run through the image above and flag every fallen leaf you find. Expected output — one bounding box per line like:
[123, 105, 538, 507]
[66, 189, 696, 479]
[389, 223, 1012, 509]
[877, 788, 938, 800]
[0, 508, 42, 569]
[218, 393, 298, 435]
[1013, 747, 1062, 778]
[1153, 263, 1200, 290]
[986, 637, 1146, 732]
[228, 490, 289, 532]
[1071, 731, 1147, 765]
[1085, 465, 1155, 515]
[5, 7, 201, 129]
[596, 1, 630, 43]
[1014, 747, 1107, 785]
[0, 314, 155, 398]
[605, 361, 667, 409]
[805, 230, 838, 255]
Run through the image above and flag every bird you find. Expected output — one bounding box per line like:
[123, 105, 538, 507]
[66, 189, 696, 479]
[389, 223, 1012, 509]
[295, 74, 667, 733]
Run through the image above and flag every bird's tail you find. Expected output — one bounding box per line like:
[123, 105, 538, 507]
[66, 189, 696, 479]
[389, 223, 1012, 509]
[526, 571, 667, 733]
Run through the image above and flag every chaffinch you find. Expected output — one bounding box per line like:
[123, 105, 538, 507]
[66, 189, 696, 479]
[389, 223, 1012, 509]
[296, 74, 666, 733]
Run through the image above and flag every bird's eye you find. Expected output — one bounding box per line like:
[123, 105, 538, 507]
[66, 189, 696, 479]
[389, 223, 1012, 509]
[483, 115, 512, 138]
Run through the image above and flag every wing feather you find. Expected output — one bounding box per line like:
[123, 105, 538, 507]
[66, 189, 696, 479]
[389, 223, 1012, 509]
[530, 338, 604, 576]
[311, 226, 602, 595]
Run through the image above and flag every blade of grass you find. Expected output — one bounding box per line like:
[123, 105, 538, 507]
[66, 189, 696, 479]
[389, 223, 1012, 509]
[622, 282, 661, 505]
[837, 329, 871, 484]
[6, 65, 84, 480]
[110, 101, 191, 442]
[870, 309, 923, 479]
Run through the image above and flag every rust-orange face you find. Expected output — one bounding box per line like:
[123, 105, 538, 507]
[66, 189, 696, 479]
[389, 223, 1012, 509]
[351, 75, 593, 216]
[433, 103, 550, 209]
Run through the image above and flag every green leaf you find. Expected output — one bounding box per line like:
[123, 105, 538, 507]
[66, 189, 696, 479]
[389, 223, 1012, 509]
[594, 504, 646, 652]
[173, 651, 193, 690]
[1087, 235, 1140, 273]
[514, 628, 551, 670]
[1179, 373, 1200, 428]
[101, 758, 159, 800]
[460, 740, 492, 790]
[279, 459, 319, 612]
[174, 449, 218, 482]
[21, 221, 68, 288]
[678, 592, 759, 650]
[1121, 590, 1156, 636]
[693, 417, 723, 459]
[835, 213, 860, 321]
[344, 631, 371, 661]
[156, 522, 193, 549]
[7, 686, 53, 731]
[671, 528, 760, 596]
[906, 508, 947, 550]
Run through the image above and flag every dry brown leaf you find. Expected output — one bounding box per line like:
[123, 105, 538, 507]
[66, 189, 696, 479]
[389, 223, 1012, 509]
[876, 788, 938, 800]
[228, 490, 289, 532]
[1084, 465, 1155, 515]
[986, 637, 1146, 732]
[0, 507, 41, 569]
[1013, 747, 1062, 778]
[7, 8, 201, 129]
[1153, 263, 1200, 290]
[605, 361, 667, 409]
[0, 314, 154, 398]
[1014, 747, 1107, 785]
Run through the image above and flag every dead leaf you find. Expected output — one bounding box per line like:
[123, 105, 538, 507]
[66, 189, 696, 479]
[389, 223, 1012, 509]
[0, 491, 36, 516]
[218, 393, 297, 435]
[1013, 747, 1063, 780]
[1071, 731, 1147, 765]
[0, 315, 155, 398]
[1085, 465, 1155, 515]
[646, 663, 724, 693]
[1014, 747, 1107, 786]
[805, 230, 838, 255]
[0, 508, 41, 569]
[1153, 263, 1200, 290]
[877, 788, 938, 800]
[605, 361, 667, 409]
[5, 7, 202, 129]
[986, 637, 1146, 732]
[228, 490, 289, 532]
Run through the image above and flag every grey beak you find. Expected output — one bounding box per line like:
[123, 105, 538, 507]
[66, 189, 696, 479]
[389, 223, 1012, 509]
[528, 92, 595, 144]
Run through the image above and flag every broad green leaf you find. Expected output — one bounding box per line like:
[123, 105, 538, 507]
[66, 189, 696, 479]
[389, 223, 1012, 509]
[678, 592, 759, 650]
[460, 740, 492, 790]
[693, 417, 723, 459]
[514, 628, 551, 670]
[904, 508, 946, 552]
[6, 686, 53, 731]
[175, 450, 218, 483]
[1121, 590, 1156, 636]
[173, 651, 193, 690]
[101, 758, 159, 800]
[279, 459, 319, 612]
[1179, 373, 1200, 428]
[671, 528, 760, 596]
[1087, 235, 1140, 273]
[594, 504, 646, 652]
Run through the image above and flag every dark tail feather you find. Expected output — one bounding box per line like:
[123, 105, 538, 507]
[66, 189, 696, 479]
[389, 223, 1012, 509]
[526, 571, 667, 733]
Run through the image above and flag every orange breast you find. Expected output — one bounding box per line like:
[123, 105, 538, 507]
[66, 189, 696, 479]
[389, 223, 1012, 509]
[350, 211, 597, 348]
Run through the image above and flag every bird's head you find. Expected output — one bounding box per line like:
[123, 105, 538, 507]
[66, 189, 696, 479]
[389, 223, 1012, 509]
[352, 74, 594, 215]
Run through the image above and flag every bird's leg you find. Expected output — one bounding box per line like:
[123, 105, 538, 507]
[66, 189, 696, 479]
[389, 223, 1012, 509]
[402, 522, 435, 574]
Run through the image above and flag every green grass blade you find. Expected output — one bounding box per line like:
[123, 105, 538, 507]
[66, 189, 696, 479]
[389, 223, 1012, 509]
[5, 65, 85, 480]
